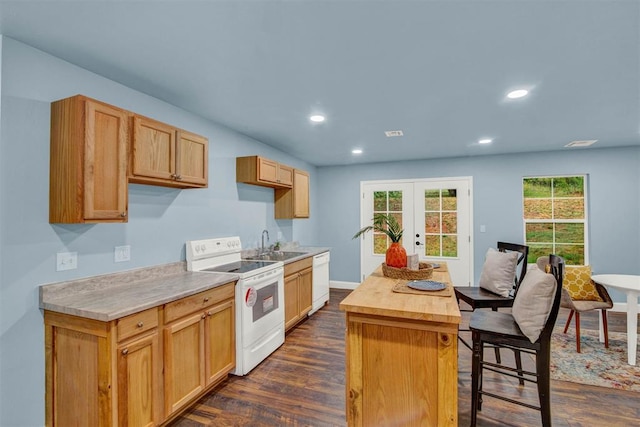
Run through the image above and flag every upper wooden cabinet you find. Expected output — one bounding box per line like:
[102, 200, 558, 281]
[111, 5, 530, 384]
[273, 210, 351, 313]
[130, 115, 208, 188]
[50, 95, 209, 223]
[236, 156, 293, 188]
[50, 95, 129, 223]
[275, 169, 310, 219]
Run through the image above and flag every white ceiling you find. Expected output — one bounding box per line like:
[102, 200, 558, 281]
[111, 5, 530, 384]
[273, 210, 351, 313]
[0, 0, 638, 166]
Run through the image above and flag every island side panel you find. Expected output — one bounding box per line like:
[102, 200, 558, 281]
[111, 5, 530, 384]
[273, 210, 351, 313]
[345, 312, 458, 427]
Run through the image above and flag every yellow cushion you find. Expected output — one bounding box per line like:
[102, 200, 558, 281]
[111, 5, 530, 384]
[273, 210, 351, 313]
[563, 265, 603, 301]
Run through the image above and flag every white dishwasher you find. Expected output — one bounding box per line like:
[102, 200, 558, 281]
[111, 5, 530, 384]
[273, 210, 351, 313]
[310, 251, 330, 315]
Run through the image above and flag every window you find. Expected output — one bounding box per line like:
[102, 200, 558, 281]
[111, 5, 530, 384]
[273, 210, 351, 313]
[523, 176, 587, 265]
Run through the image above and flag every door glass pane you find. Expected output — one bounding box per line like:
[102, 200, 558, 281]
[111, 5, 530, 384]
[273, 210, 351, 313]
[425, 235, 440, 256]
[442, 212, 457, 233]
[425, 212, 440, 233]
[388, 191, 403, 211]
[442, 235, 457, 257]
[373, 233, 387, 255]
[442, 189, 457, 210]
[374, 191, 386, 212]
[425, 190, 440, 210]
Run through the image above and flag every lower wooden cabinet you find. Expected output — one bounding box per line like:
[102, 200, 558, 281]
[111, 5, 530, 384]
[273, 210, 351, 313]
[44, 282, 235, 427]
[117, 331, 162, 427]
[164, 294, 235, 416]
[284, 258, 313, 331]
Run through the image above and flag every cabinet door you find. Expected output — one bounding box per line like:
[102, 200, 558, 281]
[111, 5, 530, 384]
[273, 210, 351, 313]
[132, 115, 176, 181]
[298, 267, 313, 317]
[258, 157, 279, 184]
[278, 164, 294, 187]
[284, 274, 300, 331]
[164, 312, 205, 416]
[293, 170, 310, 218]
[176, 130, 208, 187]
[204, 299, 235, 385]
[118, 332, 161, 427]
[84, 99, 129, 221]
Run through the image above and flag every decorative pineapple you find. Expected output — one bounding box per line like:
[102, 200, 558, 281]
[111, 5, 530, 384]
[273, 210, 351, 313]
[353, 213, 407, 268]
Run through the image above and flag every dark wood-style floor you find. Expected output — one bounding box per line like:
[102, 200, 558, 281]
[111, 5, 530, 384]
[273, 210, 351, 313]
[170, 289, 640, 427]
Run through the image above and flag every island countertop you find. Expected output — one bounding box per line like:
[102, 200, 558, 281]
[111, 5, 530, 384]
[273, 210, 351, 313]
[339, 264, 461, 325]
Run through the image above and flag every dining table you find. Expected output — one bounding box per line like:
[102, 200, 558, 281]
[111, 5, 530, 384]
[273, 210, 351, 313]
[591, 274, 640, 365]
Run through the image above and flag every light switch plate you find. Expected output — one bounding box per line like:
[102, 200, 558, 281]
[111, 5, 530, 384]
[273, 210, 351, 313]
[114, 245, 131, 262]
[56, 252, 78, 271]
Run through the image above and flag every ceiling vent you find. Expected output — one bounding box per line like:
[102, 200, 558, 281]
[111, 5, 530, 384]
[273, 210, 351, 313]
[565, 140, 597, 148]
[385, 130, 404, 137]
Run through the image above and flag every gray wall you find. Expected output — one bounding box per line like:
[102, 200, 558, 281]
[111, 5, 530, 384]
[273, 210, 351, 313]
[0, 37, 318, 426]
[316, 147, 640, 292]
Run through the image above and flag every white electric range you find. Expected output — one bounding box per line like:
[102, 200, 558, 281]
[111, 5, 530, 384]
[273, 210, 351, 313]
[186, 236, 284, 376]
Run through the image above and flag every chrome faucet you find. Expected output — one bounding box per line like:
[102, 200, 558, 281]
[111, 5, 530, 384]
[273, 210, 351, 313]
[261, 229, 269, 254]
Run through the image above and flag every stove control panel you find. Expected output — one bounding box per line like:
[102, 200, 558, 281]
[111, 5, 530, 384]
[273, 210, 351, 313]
[186, 236, 242, 262]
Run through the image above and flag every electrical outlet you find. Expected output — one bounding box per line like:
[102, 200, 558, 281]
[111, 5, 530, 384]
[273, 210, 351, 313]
[114, 245, 131, 262]
[56, 252, 78, 271]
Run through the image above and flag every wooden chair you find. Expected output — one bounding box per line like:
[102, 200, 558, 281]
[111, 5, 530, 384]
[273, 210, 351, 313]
[455, 242, 529, 367]
[544, 259, 614, 353]
[470, 254, 564, 427]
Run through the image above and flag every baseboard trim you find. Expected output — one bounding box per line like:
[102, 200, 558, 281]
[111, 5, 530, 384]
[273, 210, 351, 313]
[330, 280, 359, 290]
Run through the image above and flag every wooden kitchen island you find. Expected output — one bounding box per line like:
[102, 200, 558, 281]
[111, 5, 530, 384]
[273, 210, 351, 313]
[339, 264, 460, 426]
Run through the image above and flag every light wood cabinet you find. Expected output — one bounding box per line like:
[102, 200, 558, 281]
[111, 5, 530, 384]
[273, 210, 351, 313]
[44, 282, 235, 427]
[44, 307, 161, 427]
[130, 115, 208, 188]
[163, 283, 235, 416]
[50, 95, 129, 223]
[236, 156, 293, 188]
[283, 257, 313, 331]
[275, 169, 310, 219]
[117, 329, 161, 427]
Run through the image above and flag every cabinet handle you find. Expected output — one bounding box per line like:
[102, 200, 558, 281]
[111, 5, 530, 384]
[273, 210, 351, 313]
[136, 321, 144, 328]
[175, 175, 183, 181]
[120, 212, 127, 217]
[207, 310, 213, 317]
[122, 348, 129, 355]
[201, 313, 207, 319]
[203, 297, 210, 303]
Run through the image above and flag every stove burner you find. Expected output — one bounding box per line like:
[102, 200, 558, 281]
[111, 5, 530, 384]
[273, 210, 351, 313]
[201, 260, 278, 274]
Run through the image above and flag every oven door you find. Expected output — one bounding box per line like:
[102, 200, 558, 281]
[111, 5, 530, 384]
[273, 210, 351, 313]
[238, 266, 285, 353]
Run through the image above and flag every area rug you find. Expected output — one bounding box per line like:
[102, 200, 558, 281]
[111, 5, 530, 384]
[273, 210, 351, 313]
[550, 328, 640, 392]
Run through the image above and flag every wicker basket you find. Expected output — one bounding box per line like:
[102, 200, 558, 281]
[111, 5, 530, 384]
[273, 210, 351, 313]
[382, 262, 434, 280]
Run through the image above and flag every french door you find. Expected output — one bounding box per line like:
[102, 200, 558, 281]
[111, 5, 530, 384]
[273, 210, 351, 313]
[359, 178, 473, 287]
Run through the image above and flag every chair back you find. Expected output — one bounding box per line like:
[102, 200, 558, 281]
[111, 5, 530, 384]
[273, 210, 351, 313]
[538, 254, 565, 342]
[497, 241, 529, 295]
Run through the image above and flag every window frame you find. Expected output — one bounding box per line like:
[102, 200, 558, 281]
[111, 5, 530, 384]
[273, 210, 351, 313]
[522, 174, 589, 266]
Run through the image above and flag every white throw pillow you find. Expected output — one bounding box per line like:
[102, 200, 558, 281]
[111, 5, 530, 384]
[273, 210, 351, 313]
[512, 265, 558, 343]
[478, 248, 519, 297]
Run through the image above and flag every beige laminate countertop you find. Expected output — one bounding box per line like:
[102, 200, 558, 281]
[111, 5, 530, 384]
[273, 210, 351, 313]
[39, 262, 238, 322]
[39, 248, 330, 322]
[340, 264, 461, 325]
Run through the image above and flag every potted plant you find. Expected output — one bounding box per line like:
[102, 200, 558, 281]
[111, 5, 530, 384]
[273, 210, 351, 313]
[353, 213, 407, 268]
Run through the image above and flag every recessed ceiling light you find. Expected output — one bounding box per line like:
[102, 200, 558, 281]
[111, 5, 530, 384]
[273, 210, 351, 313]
[478, 138, 493, 144]
[352, 149, 363, 155]
[507, 89, 529, 99]
[309, 114, 325, 123]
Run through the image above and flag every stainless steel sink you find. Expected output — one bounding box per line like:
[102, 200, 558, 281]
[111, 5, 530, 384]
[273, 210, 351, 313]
[245, 251, 307, 261]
